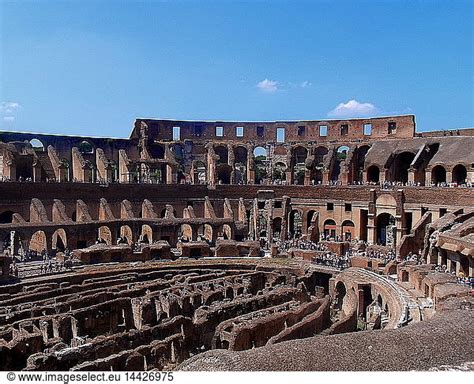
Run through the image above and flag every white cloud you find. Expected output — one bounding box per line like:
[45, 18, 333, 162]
[257, 79, 278, 93]
[3, 116, 15, 122]
[328, 99, 378, 118]
[300, 80, 312, 88]
[0, 101, 21, 114]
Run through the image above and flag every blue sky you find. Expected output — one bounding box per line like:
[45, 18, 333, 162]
[1, 0, 473, 137]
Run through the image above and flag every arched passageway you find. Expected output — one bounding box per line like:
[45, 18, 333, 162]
[376, 213, 396, 246]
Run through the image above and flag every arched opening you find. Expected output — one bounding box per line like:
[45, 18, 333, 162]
[367, 165, 380, 183]
[214, 145, 229, 165]
[170, 143, 184, 160]
[334, 281, 347, 310]
[0, 211, 14, 224]
[292, 146, 307, 185]
[29, 139, 45, 152]
[354, 145, 370, 183]
[341, 220, 355, 241]
[120, 225, 133, 245]
[141, 225, 153, 243]
[193, 161, 206, 184]
[216, 164, 232, 184]
[272, 217, 282, 240]
[331, 146, 350, 181]
[254, 147, 267, 184]
[431, 165, 446, 185]
[391, 152, 415, 183]
[307, 210, 316, 229]
[234, 146, 248, 184]
[98, 226, 112, 245]
[376, 213, 396, 246]
[273, 162, 287, 182]
[78, 141, 94, 154]
[289, 210, 303, 238]
[452, 164, 467, 185]
[29, 230, 47, 253]
[323, 219, 337, 240]
[180, 224, 193, 241]
[52, 228, 67, 252]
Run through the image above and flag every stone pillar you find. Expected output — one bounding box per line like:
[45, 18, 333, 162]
[425, 169, 432, 186]
[408, 168, 416, 184]
[33, 164, 42, 182]
[247, 145, 254, 184]
[446, 170, 453, 184]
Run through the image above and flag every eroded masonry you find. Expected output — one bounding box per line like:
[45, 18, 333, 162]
[0, 114, 472, 371]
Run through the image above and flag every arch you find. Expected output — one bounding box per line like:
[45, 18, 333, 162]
[289, 210, 303, 238]
[52, 228, 67, 252]
[323, 219, 337, 240]
[217, 164, 232, 184]
[431, 165, 446, 184]
[292, 146, 308, 165]
[376, 213, 396, 246]
[222, 224, 232, 240]
[273, 162, 287, 182]
[307, 210, 316, 229]
[98, 226, 112, 245]
[0, 211, 14, 224]
[331, 146, 350, 181]
[180, 224, 193, 241]
[391, 152, 415, 183]
[254, 146, 268, 184]
[120, 225, 133, 245]
[170, 143, 184, 160]
[214, 145, 229, 165]
[314, 146, 329, 167]
[272, 217, 282, 240]
[78, 140, 94, 154]
[341, 220, 355, 241]
[193, 161, 207, 184]
[354, 145, 370, 182]
[141, 224, 153, 243]
[334, 281, 347, 310]
[367, 165, 380, 183]
[452, 164, 467, 185]
[29, 230, 47, 253]
[29, 139, 45, 152]
[234, 146, 248, 164]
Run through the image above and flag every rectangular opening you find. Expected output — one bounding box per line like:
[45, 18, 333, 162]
[276, 127, 285, 143]
[421, 207, 428, 215]
[340, 124, 348, 136]
[258, 201, 265, 209]
[216, 126, 224, 137]
[297, 126, 306, 137]
[236, 126, 244, 137]
[274, 201, 282, 208]
[327, 202, 334, 211]
[345, 203, 352, 212]
[194, 125, 204, 136]
[257, 126, 264, 137]
[363, 123, 372, 136]
[172, 126, 181, 141]
[405, 212, 413, 233]
[388, 122, 397, 134]
[319, 125, 328, 137]
[439, 208, 447, 217]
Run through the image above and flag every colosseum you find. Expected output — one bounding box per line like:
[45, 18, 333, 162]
[0, 114, 472, 371]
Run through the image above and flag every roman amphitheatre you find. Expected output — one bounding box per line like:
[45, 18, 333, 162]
[0, 114, 472, 371]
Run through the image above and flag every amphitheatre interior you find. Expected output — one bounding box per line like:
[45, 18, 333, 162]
[0, 114, 473, 371]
